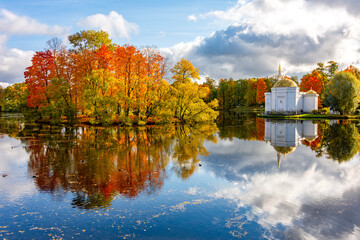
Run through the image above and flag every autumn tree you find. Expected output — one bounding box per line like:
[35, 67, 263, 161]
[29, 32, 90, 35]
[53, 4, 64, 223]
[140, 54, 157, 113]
[324, 71, 360, 115]
[170, 59, 218, 122]
[112, 45, 146, 119]
[202, 77, 218, 103]
[300, 72, 323, 106]
[24, 50, 56, 111]
[264, 77, 277, 92]
[2, 83, 28, 112]
[141, 48, 168, 120]
[344, 65, 360, 79]
[68, 30, 114, 52]
[83, 69, 117, 125]
[256, 78, 267, 105]
[171, 58, 200, 83]
[245, 79, 258, 106]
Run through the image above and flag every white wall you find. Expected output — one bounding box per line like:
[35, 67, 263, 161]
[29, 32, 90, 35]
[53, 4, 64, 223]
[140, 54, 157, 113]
[303, 94, 318, 113]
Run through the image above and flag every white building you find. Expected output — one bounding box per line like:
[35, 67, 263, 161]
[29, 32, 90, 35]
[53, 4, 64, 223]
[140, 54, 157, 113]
[265, 65, 318, 115]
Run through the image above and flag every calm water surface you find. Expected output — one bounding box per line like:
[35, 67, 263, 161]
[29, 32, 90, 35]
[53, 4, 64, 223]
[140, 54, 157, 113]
[1, 112, 360, 239]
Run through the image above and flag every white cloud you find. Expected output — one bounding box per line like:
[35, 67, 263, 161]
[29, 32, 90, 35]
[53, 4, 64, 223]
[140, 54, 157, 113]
[0, 34, 33, 84]
[0, 9, 68, 36]
[0, 9, 69, 85]
[188, 15, 197, 22]
[173, 0, 360, 79]
[79, 11, 139, 40]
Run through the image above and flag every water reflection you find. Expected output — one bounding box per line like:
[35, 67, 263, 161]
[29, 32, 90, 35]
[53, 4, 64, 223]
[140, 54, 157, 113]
[265, 120, 318, 167]
[2, 113, 360, 239]
[0, 115, 217, 209]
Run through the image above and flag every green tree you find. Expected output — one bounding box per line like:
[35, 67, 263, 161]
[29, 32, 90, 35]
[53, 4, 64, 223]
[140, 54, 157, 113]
[83, 69, 117, 125]
[237, 79, 249, 106]
[2, 83, 28, 112]
[324, 71, 360, 115]
[245, 79, 258, 106]
[68, 30, 115, 51]
[326, 60, 339, 79]
[264, 77, 277, 92]
[46, 78, 77, 123]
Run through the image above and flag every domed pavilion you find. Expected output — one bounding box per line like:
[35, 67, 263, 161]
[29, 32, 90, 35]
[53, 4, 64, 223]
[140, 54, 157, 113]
[265, 65, 318, 115]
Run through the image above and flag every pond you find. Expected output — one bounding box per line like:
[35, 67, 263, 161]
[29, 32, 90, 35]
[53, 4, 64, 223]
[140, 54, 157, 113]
[1, 112, 360, 239]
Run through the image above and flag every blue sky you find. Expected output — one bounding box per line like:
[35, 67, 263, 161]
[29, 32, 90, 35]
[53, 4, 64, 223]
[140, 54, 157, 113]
[1, 0, 360, 86]
[0, 0, 234, 49]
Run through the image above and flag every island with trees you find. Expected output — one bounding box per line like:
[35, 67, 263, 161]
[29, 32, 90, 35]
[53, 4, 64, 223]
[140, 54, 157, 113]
[1, 30, 360, 124]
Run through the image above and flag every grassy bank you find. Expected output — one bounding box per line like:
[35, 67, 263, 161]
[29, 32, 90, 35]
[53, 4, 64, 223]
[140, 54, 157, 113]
[259, 113, 360, 120]
[233, 106, 265, 113]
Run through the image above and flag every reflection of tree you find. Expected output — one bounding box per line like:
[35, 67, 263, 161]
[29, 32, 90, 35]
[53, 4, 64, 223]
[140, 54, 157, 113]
[0, 114, 218, 209]
[322, 122, 359, 163]
[171, 124, 218, 179]
[217, 111, 260, 141]
[23, 125, 172, 208]
[301, 121, 325, 158]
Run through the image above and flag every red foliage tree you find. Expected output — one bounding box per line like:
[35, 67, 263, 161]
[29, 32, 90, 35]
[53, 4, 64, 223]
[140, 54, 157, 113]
[300, 72, 323, 107]
[24, 50, 56, 108]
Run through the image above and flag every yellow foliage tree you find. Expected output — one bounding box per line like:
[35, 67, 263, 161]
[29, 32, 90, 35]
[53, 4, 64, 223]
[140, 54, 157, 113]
[170, 59, 218, 123]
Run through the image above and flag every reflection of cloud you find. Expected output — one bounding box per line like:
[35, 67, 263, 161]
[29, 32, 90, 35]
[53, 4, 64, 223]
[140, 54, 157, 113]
[0, 136, 35, 201]
[205, 139, 360, 239]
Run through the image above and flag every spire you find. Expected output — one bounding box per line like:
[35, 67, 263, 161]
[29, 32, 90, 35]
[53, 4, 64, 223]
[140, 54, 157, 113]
[278, 64, 281, 75]
[277, 64, 282, 80]
[277, 152, 281, 169]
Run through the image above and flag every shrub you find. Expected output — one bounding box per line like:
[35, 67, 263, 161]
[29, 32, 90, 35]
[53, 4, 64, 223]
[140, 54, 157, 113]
[321, 107, 330, 115]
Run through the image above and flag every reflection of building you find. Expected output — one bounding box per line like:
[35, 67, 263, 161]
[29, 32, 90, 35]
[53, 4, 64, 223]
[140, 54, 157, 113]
[265, 120, 318, 168]
[265, 65, 318, 114]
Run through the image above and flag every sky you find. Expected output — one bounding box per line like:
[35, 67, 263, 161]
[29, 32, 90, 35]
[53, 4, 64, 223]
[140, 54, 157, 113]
[1, 0, 360, 87]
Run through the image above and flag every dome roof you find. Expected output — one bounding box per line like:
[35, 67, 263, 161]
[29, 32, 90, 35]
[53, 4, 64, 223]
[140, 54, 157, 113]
[306, 89, 317, 94]
[273, 79, 297, 88]
[304, 137, 317, 142]
[273, 146, 296, 154]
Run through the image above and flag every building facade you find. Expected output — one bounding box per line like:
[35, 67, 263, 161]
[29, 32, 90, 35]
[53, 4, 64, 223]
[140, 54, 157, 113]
[265, 66, 318, 115]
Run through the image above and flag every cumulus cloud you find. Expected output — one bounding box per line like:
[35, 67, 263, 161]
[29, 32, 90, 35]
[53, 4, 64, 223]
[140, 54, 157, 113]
[0, 35, 33, 84]
[163, 0, 360, 79]
[0, 9, 70, 85]
[79, 11, 139, 40]
[0, 9, 68, 36]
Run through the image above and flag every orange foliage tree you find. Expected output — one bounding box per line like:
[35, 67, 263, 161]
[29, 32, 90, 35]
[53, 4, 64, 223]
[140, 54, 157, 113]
[344, 65, 360, 79]
[256, 78, 267, 105]
[300, 72, 323, 106]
